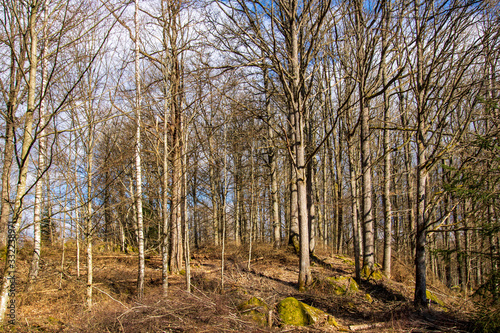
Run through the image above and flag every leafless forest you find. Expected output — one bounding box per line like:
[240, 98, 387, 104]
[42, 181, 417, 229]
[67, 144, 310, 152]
[0, 0, 499, 331]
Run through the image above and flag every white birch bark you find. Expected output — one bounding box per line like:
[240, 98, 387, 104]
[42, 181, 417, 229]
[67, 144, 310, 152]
[28, 2, 48, 286]
[162, 80, 169, 296]
[0, 1, 39, 322]
[134, 0, 145, 300]
[86, 144, 93, 309]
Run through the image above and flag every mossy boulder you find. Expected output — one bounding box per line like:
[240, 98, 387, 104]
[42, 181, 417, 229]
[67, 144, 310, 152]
[426, 290, 445, 307]
[238, 297, 269, 326]
[277, 297, 338, 327]
[337, 255, 355, 266]
[327, 276, 359, 295]
[361, 265, 383, 280]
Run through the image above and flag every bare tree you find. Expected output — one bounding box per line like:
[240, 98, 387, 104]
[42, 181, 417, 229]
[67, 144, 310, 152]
[27, 1, 49, 286]
[401, 0, 484, 307]
[216, 0, 333, 291]
[0, 0, 41, 320]
[0, 0, 26, 248]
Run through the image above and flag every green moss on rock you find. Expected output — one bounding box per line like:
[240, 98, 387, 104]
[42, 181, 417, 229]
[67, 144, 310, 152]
[361, 265, 383, 280]
[278, 297, 309, 326]
[278, 297, 338, 328]
[327, 315, 339, 327]
[238, 297, 269, 326]
[327, 276, 359, 295]
[336, 255, 355, 266]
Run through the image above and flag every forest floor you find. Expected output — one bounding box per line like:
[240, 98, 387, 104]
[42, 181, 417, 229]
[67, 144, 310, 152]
[0, 241, 477, 332]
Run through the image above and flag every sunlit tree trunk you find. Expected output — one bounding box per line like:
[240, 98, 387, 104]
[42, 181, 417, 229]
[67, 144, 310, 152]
[221, 123, 227, 291]
[348, 135, 361, 282]
[234, 153, 242, 246]
[288, 113, 300, 252]
[161, 77, 169, 296]
[265, 69, 280, 248]
[0, 1, 25, 249]
[28, 3, 49, 286]
[183, 123, 190, 292]
[209, 135, 220, 246]
[0, 0, 40, 321]
[134, 0, 145, 300]
[414, 1, 427, 306]
[247, 141, 256, 270]
[381, 2, 392, 278]
[354, 0, 375, 270]
[86, 139, 94, 309]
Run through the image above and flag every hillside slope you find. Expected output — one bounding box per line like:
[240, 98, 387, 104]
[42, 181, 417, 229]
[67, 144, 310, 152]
[1, 243, 474, 332]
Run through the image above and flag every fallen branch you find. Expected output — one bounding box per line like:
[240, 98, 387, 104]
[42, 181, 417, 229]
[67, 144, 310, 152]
[349, 322, 386, 331]
[94, 286, 130, 309]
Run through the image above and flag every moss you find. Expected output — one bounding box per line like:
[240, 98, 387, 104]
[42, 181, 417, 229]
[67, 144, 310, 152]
[278, 297, 309, 326]
[301, 302, 325, 323]
[337, 255, 355, 266]
[327, 315, 339, 327]
[426, 290, 445, 307]
[361, 265, 383, 281]
[239, 297, 269, 326]
[365, 293, 374, 303]
[327, 276, 359, 295]
[277, 297, 338, 328]
[126, 244, 138, 253]
[349, 278, 359, 291]
[372, 270, 383, 280]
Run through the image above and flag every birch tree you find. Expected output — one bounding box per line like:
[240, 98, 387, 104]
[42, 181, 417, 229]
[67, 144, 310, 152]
[0, 0, 26, 248]
[27, 1, 48, 286]
[134, 0, 145, 300]
[0, 0, 41, 321]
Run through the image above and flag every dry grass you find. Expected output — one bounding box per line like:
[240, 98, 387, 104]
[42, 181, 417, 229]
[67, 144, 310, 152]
[0, 241, 475, 332]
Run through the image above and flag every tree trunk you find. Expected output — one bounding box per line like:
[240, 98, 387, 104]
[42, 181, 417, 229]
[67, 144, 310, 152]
[414, 164, 428, 307]
[289, 114, 300, 252]
[381, 5, 392, 277]
[76, 207, 81, 279]
[0, 13, 25, 249]
[28, 6, 48, 284]
[134, 0, 145, 300]
[295, 109, 312, 291]
[168, 9, 183, 271]
[234, 153, 242, 246]
[414, 4, 428, 306]
[349, 136, 361, 283]
[307, 155, 317, 255]
[86, 148, 93, 309]
[183, 128, 190, 292]
[248, 141, 256, 270]
[335, 138, 344, 254]
[0, 2, 39, 322]
[265, 69, 280, 249]
[161, 74, 169, 296]
[209, 136, 220, 246]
